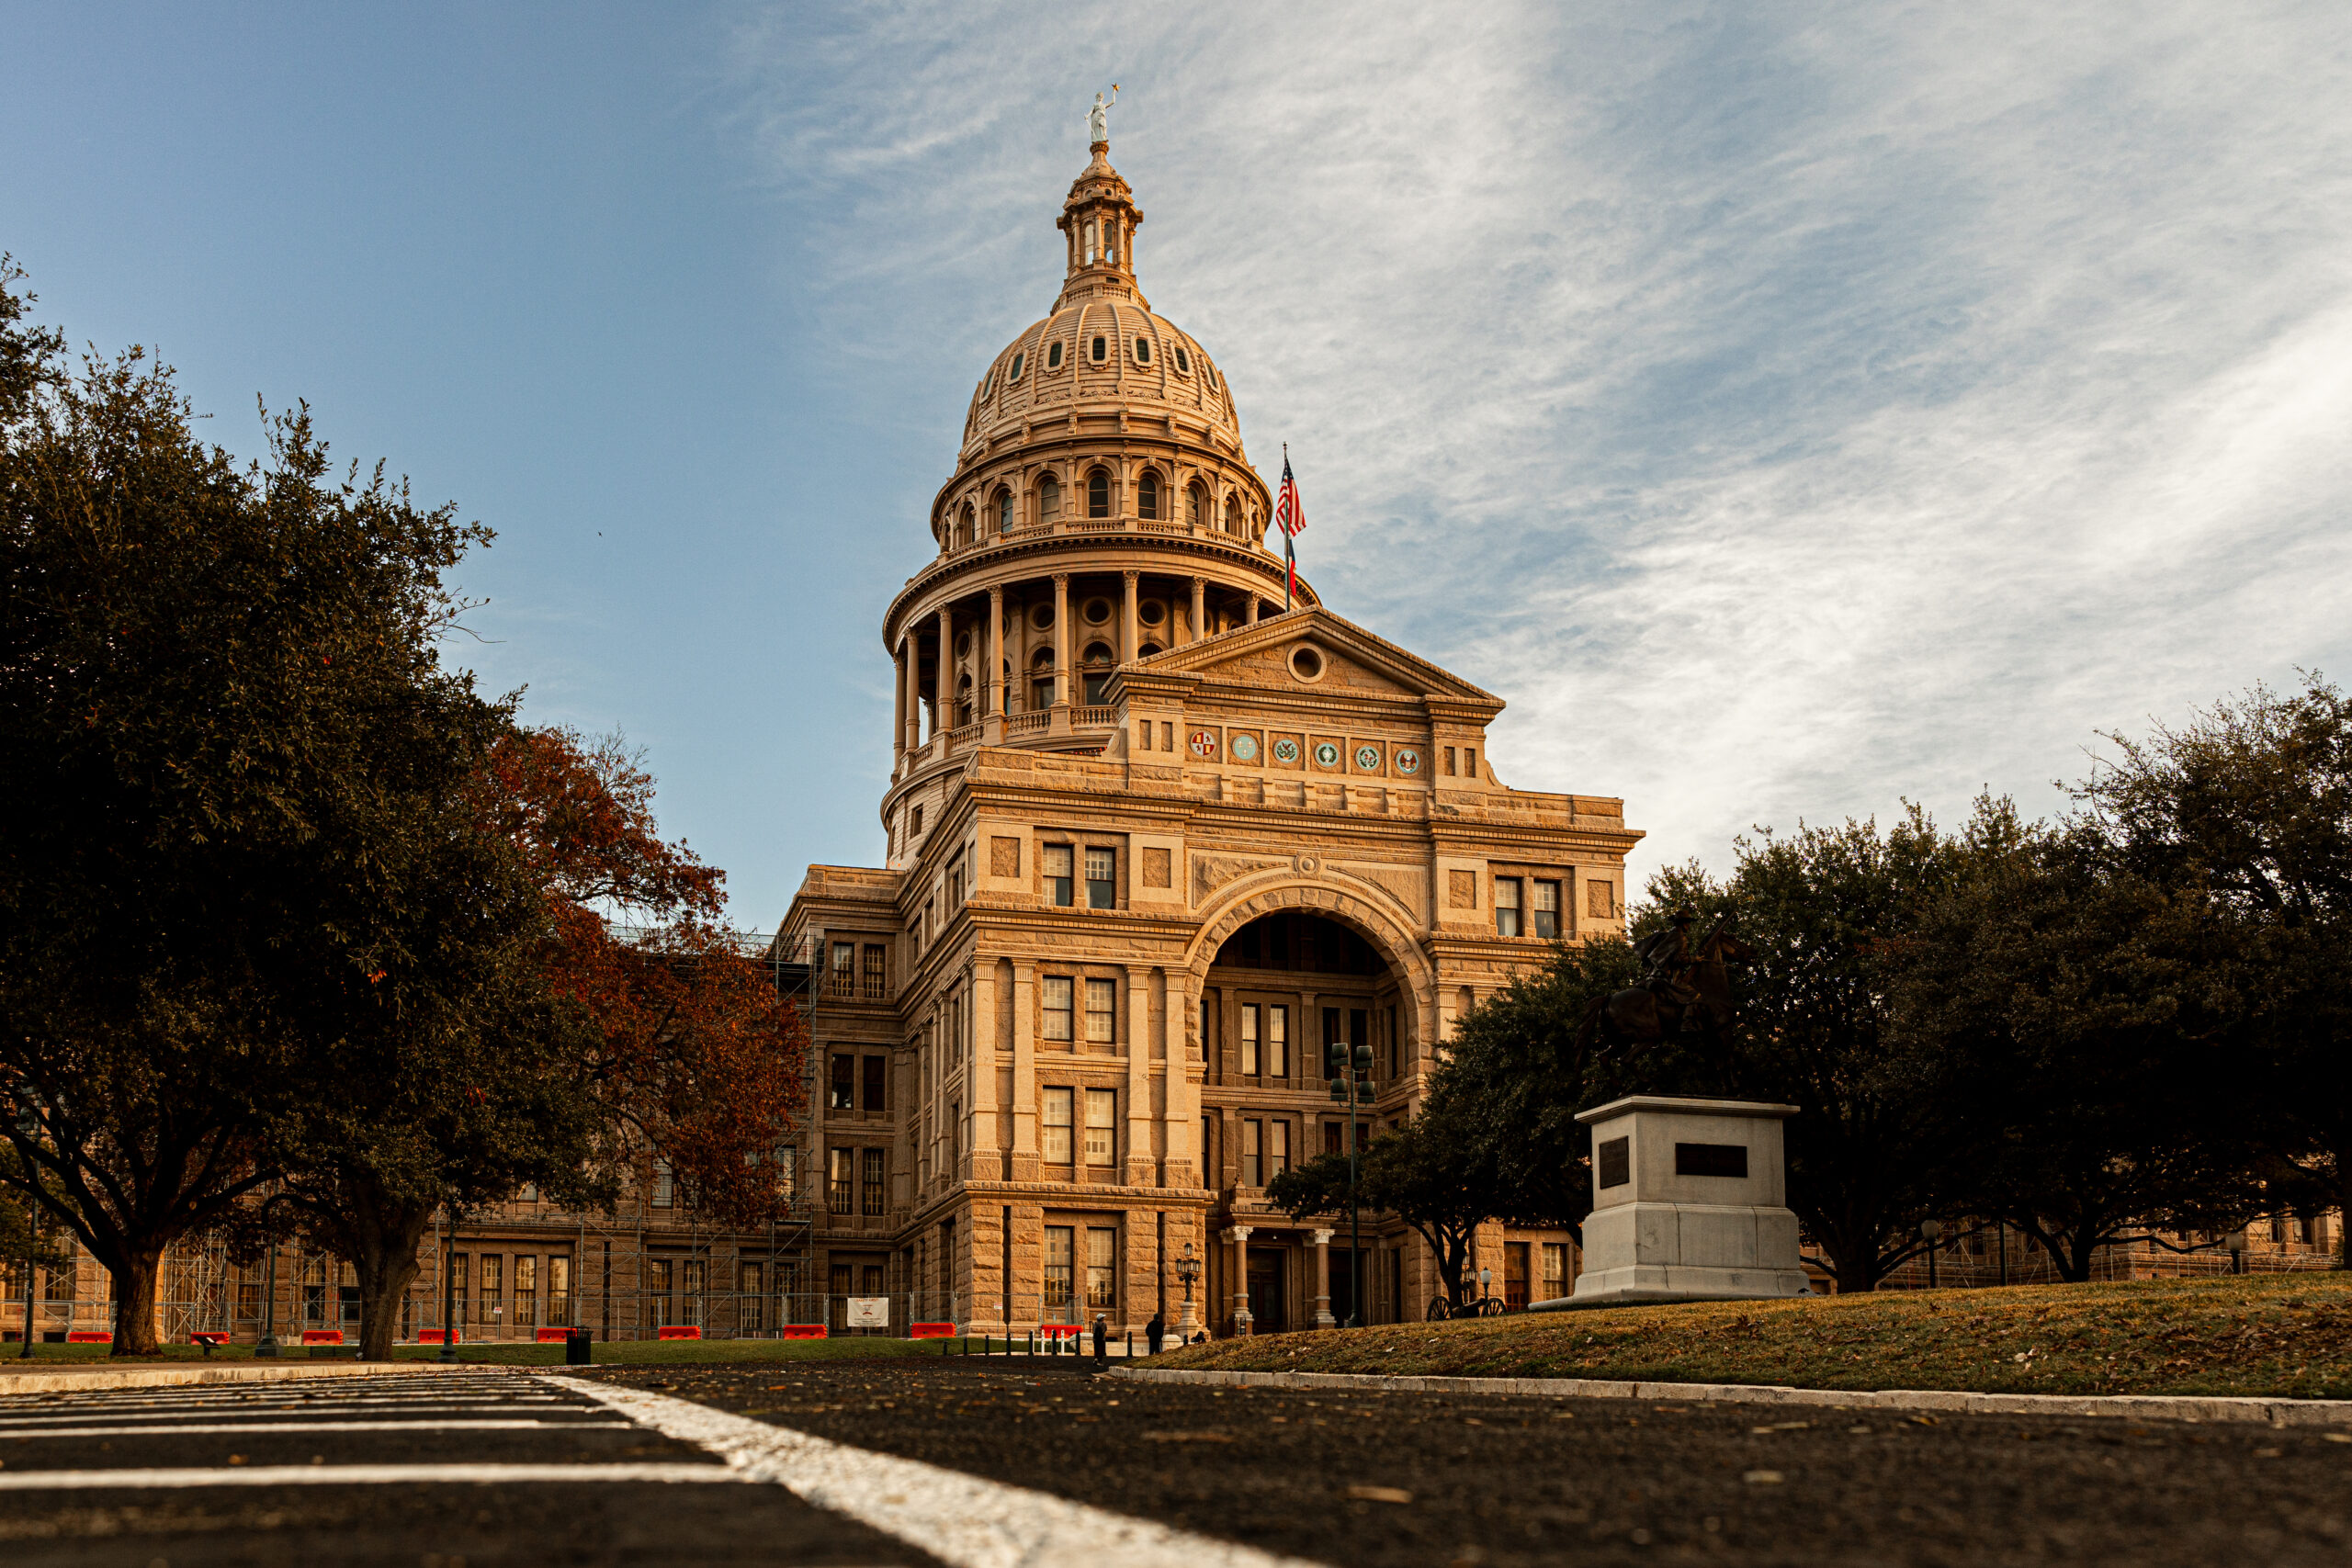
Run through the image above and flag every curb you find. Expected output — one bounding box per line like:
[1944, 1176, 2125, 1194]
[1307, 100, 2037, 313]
[0, 1361, 503, 1395]
[1102, 1366, 2352, 1427]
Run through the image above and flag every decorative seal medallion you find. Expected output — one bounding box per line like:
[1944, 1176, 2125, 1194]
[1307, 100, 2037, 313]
[1230, 734, 1260, 761]
[1394, 748, 1422, 775]
[1354, 745, 1382, 771]
[1314, 741, 1341, 770]
[1188, 729, 1219, 759]
[1272, 738, 1299, 763]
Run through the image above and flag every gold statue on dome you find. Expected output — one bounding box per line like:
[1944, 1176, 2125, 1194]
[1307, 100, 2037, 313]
[1088, 85, 1118, 146]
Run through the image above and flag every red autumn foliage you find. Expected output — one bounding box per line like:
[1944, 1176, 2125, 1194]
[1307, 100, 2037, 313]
[483, 726, 806, 1228]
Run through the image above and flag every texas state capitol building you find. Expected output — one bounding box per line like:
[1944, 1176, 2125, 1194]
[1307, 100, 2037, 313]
[778, 130, 1642, 1337]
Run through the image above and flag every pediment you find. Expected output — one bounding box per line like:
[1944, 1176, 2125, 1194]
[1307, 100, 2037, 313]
[1130, 608, 1499, 707]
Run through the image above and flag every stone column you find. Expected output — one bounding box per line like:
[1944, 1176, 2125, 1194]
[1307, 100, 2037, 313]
[1227, 1225, 1254, 1337]
[1190, 578, 1205, 645]
[1125, 966, 1153, 1187]
[1010, 962, 1039, 1182]
[934, 605, 954, 744]
[905, 635, 924, 751]
[1052, 575, 1071, 709]
[1313, 1228, 1335, 1328]
[1120, 570, 1138, 667]
[1247, 595, 1260, 626]
[892, 639, 908, 769]
[984, 584, 1005, 742]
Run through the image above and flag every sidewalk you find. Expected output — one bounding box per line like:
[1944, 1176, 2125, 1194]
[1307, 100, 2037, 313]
[0, 1360, 497, 1394]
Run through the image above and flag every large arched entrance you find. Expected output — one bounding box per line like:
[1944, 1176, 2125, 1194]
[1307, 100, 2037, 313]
[1197, 907, 1414, 1333]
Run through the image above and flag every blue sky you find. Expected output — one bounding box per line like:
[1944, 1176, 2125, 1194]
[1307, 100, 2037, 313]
[7, 3, 2350, 928]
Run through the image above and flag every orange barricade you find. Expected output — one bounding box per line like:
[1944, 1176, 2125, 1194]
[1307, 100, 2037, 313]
[300, 1329, 344, 1345]
[781, 1325, 828, 1340]
[66, 1331, 112, 1343]
[909, 1323, 956, 1339]
[416, 1329, 458, 1345]
[536, 1327, 578, 1342]
[657, 1325, 702, 1340]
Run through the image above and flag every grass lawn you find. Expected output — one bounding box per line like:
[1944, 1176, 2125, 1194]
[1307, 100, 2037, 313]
[1153, 1273, 2352, 1400]
[0, 1336, 944, 1370]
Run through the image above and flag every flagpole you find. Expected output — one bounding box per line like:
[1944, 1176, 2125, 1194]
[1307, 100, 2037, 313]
[1282, 443, 1294, 612]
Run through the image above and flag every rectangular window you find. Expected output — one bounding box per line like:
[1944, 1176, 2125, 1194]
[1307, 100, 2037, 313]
[1268, 1119, 1291, 1180]
[862, 1055, 887, 1113]
[481, 1255, 504, 1325]
[1541, 1243, 1567, 1301]
[1085, 847, 1116, 908]
[1323, 1007, 1341, 1077]
[1444, 746, 1457, 776]
[1085, 977, 1118, 1046]
[1043, 1087, 1075, 1166]
[515, 1255, 538, 1326]
[829, 1262, 852, 1299]
[1495, 877, 1523, 937]
[774, 1145, 796, 1200]
[831, 1054, 855, 1111]
[549, 1256, 571, 1325]
[1241, 1119, 1262, 1188]
[1240, 1003, 1261, 1076]
[649, 1258, 673, 1327]
[1199, 998, 1212, 1059]
[1324, 1120, 1344, 1156]
[1045, 844, 1074, 907]
[1465, 748, 1477, 778]
[948, 852, 967, 906]
[1044, 1226, 1075, 1311]
[862, 1147, 887, 1215]
[863, 943, 888, 998]
[862, 1264, 884, 1296]
[1504, 1242, 1529, 1310]
[828, 1147, 854, 1213]
[1266, 1005, 1288, 1077]
[651, 1160, 673, 1209]
[1532, 879, 1560, 939]
[740, 1261, 763, 1334]
[1085, 1226, 1117, 1308]
[1043, 976, 1075, 1042]
[830, 942, 854, 998]
[1085, 1088, 1116, 1167]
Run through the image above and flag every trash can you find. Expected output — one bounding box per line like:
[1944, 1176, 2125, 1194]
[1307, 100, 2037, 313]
[566, 1326, 593, 1366]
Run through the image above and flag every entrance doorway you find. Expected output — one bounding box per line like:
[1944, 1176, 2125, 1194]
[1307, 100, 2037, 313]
[1246, 1249, 1285, 1333]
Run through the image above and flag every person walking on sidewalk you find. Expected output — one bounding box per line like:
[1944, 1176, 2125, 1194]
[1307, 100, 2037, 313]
[1146, 1311, 1165, 1357]
[1091, 1314, 1108, 1365]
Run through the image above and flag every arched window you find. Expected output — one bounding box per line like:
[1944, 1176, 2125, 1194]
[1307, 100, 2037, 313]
[1001, 660, 1013, 715]
[1009, 351, 1025, 380]
[1188, 482, 1207, 526]
[958, 502, 976, 547]
[1090, 335, 1107, 364]
[1136, 470, 1159, 521]
[996, 488, 1014, 534]
[1224, 491, 1241, 535]
[1134, 336, 1151, 365]
[1080, 641, 1114, 705]
[1047, 340, 1064, 369]
[956, 674, 974, 728]
[1030, 648, 1056, 711]
[1137, 643, 1162, 660]
[1040, 473, 1061, 523]
[1174, 345, 1191, 375]
[1087, 468, 1111, 519]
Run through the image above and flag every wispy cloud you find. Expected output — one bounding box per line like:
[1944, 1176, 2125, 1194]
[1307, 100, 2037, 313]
[722, 0, 2352, 874]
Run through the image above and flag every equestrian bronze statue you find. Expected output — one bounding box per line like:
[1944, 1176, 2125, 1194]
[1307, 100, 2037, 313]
[1581, 908, 1754, 1067]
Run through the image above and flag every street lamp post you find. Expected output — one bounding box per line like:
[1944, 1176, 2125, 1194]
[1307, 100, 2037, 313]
[1920, 1220, 1942, 1290]
[1326, 1037, 1374, 1327]
[1175, 1242, 1201, 1339]
[439, 1208, 461, 1363]
[254, 1241, 282, 1358]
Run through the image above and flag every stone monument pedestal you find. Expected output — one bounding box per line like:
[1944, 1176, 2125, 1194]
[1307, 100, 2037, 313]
[1531, 1094, 1812, 1311]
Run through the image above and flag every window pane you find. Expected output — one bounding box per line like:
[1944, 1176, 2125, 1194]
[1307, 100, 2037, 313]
[1496, 877, 1523, 936]
[862, 1147, 887, 1215]
[1542, 1243, 1567, 1299]
[1242, 1120, 1261, 1187]
[1086, 1226, 1117, 1308]
[862, 1055, 886, 1111]
[1043, 976, 1074, 1041]
[1045, 1226, 1075, 1309]
[1045, 845, 1074, 907]
[1268, 1006, 1288, 1077]
[1085, 848, 1115, 908]
[1269, 1121, 1290, 1179]
[831, 1054, 854, 1110]
[1044, 1087, 1074, 1166]
[1085, 1089, 1115, 1167]
[1085, 978, 1118, 1044]
[1240, 1004, 1260, 1077]
[1532, 880, 1559, 939]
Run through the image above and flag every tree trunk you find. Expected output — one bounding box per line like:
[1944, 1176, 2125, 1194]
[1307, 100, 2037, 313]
[351, 1206, 433, 1361]
[2338, 1143, 2352, 1271]
[107, 1245, 165, 1356]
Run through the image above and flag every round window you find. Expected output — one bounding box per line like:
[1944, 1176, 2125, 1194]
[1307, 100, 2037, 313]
[1135, 337, 1151, 364]
[956, 633, 972, 659]
[1138, 600, 1165, 626]
[1082, 598, 1113, 626]
[1288, 645, 1325, 682]
[1029, 604, 1054, 630]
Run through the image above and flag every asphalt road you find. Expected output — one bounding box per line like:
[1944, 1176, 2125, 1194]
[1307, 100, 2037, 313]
[4, 1357, 2348, 1566]
[593, 1358, 2352, 1568]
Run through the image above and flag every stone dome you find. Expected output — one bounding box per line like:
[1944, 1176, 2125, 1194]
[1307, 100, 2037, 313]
[959, 303, 1241, 450]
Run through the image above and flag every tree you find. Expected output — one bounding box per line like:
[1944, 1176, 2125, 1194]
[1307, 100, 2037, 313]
[1644, 802, 1998, 1293]
[1894, 821, 2267, 1280]
[2075, 675, 2352, 1264]
[0, 266, 492, 1352]
[1270, 1108, 1495, 1312]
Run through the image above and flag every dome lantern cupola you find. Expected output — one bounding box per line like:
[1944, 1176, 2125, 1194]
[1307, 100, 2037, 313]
[1055, 134, 1145, 311]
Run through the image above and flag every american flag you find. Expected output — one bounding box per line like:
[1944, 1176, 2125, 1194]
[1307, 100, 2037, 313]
[1275, 450, 1305, 536]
